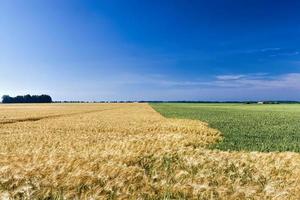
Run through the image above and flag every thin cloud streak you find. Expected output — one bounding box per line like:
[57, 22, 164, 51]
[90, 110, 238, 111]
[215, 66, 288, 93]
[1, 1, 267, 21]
[227, 47, 281, 55]
[4, 72, 298, 101]
[226, 48, 300, 58]
[213, 73, 300, 89]
[215, 75, 246, 80]
[139, 73, 300, 90]
[270, 51, 300, 57]
[114, 72, 300, 101]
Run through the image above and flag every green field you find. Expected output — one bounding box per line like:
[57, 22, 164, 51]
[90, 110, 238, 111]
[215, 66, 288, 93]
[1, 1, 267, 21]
[151, 103, 300, 152]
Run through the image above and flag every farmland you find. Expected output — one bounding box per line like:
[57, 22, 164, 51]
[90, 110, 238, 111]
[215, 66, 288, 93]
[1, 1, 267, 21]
[0, 103, 300, 199]
[151, 103, 300, 152]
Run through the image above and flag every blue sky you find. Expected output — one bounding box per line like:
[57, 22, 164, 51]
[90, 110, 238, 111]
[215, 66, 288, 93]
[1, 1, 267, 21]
[1, 0, 300, 101]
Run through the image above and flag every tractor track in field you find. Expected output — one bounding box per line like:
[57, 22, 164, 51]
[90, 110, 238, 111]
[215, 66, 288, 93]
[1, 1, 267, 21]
[0, 106, 126, 125]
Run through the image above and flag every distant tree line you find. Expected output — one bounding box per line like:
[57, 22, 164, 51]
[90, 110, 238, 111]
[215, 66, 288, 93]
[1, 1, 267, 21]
[2, 95, 52, 103]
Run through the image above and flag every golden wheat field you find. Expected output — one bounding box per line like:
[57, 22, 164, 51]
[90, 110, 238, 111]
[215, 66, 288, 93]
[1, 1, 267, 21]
[0, 103, 299, 199]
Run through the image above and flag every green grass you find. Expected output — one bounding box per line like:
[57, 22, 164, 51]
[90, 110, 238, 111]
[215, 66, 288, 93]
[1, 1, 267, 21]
[150, 103, 300, 152]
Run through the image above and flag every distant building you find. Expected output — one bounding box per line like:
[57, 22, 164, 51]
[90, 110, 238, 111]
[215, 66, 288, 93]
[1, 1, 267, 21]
[257, 101, 264, 104]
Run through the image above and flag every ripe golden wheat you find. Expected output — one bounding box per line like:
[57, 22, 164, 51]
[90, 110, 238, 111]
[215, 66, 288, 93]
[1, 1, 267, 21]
[0, 103, 299, 199]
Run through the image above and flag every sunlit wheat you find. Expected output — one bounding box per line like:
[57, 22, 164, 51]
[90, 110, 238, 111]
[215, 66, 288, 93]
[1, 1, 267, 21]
[0, 103, 299, 199]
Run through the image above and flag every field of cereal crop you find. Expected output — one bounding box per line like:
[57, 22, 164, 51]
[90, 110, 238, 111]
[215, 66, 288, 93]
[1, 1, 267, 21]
[0, 103, 300, 199]
[151, 103, 300, 152]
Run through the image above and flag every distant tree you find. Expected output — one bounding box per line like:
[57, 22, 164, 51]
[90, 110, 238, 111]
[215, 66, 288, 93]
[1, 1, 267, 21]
[40, 94, 52, 103]
[15, 96, 24, 103]
[24, 94, 32, 103]
[2, 95, 13, 103]
[1, 94, 52, 103]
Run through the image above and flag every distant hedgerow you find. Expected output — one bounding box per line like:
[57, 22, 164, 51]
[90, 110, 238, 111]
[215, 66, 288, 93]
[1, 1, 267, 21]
[2, 94, 52, 103]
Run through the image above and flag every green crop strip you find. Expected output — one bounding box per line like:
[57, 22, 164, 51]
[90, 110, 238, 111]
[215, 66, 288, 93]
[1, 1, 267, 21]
[151, 103, 300, 152]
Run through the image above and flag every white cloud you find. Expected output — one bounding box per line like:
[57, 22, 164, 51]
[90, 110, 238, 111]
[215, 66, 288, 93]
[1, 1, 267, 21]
[212, 73, 300, 89]
[135, 72, 300, 90]
[228, 48, 300, 58]
[216, 74, 246, 80]
[119, 72, 300, 101]
[270, 51, 299, 57]
[232, 47, 281, 54]
[260, 48, 281, 52]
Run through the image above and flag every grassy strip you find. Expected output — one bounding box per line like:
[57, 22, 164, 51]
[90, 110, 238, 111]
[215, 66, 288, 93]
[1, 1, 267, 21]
[150, 103, 300, 152]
